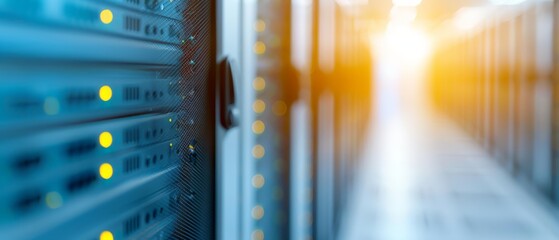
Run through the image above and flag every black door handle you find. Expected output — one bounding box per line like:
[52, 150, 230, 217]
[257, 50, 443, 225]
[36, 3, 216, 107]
[218, 57, 239, 129]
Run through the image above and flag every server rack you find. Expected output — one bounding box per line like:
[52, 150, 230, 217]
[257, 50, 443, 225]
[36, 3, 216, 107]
[310, 1, 372, 239]
[216, 0, 311, 239]
[246, 1, 296, 239]
[430, 0, 556, 209]
[0, 0, 216, 239]
[333, 14, 371, 230]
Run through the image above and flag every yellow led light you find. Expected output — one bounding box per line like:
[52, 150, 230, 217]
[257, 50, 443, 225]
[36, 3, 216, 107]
[253, 77, 266, 91]
[252, 100, 266, 113]
[273, 101, 288, 116]
[99, 230, 114, 240]
[169, 118, 173, 123]
[99, 85, 113, 102]
[251, 205, 264, 220]
[254, 20, 266, 32]
[252, 120, 265, 135]
[252, 145, 265, 159]
[99, 132, 113, 148]
[99, 163, 113, 180]
[45, 192, 63, 209]
[253, 41, 266, 55]
[252, 174, 265, 189]
[170, 143, 173, 148]
[43, 97, 60, 116]
[252, 229, 264, 240]
[100, 9, 113, 24]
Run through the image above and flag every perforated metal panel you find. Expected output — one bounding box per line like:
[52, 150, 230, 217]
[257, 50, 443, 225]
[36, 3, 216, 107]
[0, 0, 216, 239]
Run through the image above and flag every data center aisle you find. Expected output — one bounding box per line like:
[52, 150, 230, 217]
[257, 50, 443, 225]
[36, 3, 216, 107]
[338, 102, 559, 240]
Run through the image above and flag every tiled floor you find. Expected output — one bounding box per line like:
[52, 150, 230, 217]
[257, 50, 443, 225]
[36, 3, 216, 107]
[338, 107, 559, 240]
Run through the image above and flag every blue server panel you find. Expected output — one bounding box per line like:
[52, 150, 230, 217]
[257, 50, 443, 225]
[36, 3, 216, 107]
[249, 0, 294, 239]
[0, 0, 215, 239]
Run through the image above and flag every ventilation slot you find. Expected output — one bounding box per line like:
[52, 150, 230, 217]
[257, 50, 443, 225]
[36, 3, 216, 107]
[124, 214, 141, 236]
[67, 171, 97, 193]
[124, 86, 140, 101]
[66, 139, 97, 157]
[13, 154, 42, 172]
[125, 16, 140, 32]
[66, 91, 96, 104]
[15, 192, 42, 211]
[10, 98, 42, 110]
[124, 127, 140, 144]
[124, 155, 141, 173]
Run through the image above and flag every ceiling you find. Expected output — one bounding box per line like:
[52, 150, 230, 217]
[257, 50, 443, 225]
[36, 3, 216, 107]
[417, 0, 488, 21]
[343, 0, 490, 23]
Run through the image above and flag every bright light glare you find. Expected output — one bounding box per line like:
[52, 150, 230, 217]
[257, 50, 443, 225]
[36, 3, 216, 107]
[454, 7, 487, 30]
[392, 0, 422, 7]
[489, 0, 527, 5]
[390, 6, 417, 23]
[377, 23, 431, 65]
[337, 0, 368, 6]
[293, 0, 312, 5]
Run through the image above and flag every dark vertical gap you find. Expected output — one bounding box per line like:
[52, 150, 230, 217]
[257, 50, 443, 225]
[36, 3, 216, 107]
[551, 0, 559, 205]
[310, 0, 321, 239]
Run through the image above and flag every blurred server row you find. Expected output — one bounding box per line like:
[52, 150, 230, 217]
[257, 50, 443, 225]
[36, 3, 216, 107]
[214, 0, 303, 238]
[430, 0, 557, 208]
[218, 0, 372, 239]
[311, 2, 372, 239]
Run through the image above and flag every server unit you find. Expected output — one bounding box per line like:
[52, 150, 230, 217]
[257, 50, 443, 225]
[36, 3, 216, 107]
[0, 0, 216, 239]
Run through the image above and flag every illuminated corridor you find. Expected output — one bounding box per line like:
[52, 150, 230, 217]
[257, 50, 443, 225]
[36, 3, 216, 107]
[340, 107, 559, 240]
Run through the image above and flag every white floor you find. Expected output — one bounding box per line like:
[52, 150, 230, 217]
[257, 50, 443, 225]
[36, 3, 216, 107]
[338, 104, 559, 240]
